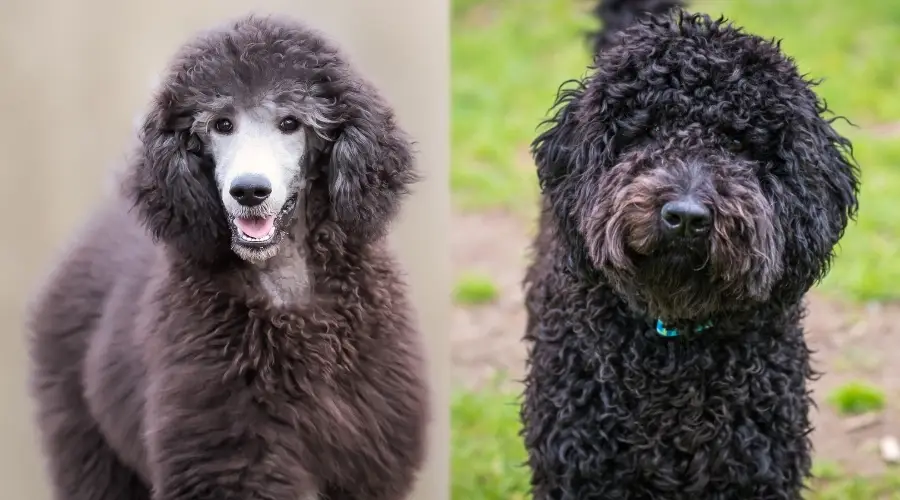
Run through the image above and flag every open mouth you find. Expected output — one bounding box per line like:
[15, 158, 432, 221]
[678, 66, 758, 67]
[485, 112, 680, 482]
[230, 194, 299, 249]
[234, 215, 277, 243]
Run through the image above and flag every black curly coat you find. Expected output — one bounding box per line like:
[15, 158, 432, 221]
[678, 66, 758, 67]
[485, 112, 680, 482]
[522, 3, 859, 499]
[589, 0, 685, 54]
[27, 15, 428, 500]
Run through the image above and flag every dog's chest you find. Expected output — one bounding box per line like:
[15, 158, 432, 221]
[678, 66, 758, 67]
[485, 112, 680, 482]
[584, 336, 812, 493]
[231, 317, 418, 484]
[250, 364, 411, 484]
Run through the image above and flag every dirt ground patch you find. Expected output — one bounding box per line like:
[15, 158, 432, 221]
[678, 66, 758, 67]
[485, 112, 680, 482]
[451, 210, 900, 476]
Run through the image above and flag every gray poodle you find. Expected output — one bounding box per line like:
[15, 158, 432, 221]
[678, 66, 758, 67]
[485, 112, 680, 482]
[27, 14, 428, 500]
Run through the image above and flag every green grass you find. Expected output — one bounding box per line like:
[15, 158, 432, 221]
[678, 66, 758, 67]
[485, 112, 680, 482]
[811, 460, 845, 481]
[451, 0, 597, 213]
[451, 386, 900, 499]
[452, 387, 529, 499]
[454, 273, 501, 304]
[827, 381, 887, 416]
[451, 0, 900, 300]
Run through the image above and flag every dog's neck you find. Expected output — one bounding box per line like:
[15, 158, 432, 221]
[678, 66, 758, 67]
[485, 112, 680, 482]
[251, 245, 311, 308]
[249, 197, 312, 308]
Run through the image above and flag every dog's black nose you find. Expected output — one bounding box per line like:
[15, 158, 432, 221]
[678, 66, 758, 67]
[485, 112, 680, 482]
[660, 198, 711, 237]
[229, 174, 272, 207]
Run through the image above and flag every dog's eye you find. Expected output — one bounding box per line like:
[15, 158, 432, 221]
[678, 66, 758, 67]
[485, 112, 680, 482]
[213, 118, 234, 134]
[279, 116, 300, 133]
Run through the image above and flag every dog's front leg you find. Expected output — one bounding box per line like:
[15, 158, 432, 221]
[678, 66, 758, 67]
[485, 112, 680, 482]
[144, 368, 317, 500]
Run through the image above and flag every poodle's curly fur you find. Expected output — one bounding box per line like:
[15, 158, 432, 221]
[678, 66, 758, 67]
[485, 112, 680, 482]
[27, 15, 428, 500]
[522, 2, 859, 499]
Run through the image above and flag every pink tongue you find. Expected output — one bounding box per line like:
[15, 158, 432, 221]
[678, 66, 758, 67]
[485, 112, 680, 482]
[235, 216, 275, 238]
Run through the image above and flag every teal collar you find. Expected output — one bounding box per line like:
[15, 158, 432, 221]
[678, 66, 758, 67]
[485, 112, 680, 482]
[656, 319, 713, 337]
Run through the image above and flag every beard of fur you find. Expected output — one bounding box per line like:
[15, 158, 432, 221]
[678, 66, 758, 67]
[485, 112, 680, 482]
[232, 242, 283, 263]
[579, 151, 785, 321]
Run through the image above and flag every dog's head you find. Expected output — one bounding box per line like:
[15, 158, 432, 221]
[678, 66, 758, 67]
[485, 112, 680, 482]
[125, 15, 417, 264]
[534, 13, 859, 325]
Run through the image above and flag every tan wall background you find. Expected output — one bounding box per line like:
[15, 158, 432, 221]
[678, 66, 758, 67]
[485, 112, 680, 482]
[0, 1, 449, 499]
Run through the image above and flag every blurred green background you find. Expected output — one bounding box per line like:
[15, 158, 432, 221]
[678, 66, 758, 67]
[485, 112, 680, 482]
[449, 0, 900, 498]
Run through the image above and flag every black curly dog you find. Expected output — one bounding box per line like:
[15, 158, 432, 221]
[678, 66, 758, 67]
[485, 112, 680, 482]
[28, 15, 427, 500]
[522, 1, 859, 499]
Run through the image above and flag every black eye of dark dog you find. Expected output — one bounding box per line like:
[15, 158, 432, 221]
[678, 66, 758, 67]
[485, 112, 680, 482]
[213, 118, 233, 134]
[279, 116, 300, 133]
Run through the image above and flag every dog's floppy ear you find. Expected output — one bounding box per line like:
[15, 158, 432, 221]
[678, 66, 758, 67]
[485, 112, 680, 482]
[775, 102, 860, 300]
[533, 85, 588, 199]
[326, 82, 418, 242]
[532, 83, 611, 276]
[124, 88, 230, 263]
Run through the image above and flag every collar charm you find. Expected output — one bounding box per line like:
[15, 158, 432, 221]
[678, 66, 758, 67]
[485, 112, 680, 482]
[655, 319, 712, 337]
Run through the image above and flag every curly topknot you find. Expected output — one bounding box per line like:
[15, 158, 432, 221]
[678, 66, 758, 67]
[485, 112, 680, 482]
[589, 0, 686, 53]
